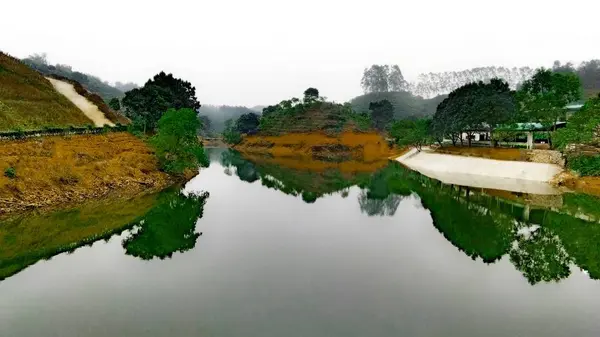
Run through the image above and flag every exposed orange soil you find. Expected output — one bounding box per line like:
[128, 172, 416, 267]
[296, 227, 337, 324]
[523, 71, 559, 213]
[241, 152, 389, 174]
[558, 174, 600, 196]
[235, 131, 397, 161]
[0, 132, 171, 215]
[434, 146, 528, 162]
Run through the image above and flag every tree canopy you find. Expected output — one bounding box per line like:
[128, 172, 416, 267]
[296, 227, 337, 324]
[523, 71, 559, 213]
[517, 68, 581, 133]
[553, 59, 600, 98]
[122, 72, 201, 131]
[108, 97, 121, 111]
[368, 99, 394, 131]
[389, 119, 431, 151]
[432, 78, 516, 146]
[235, 112, 260, 134]
[361, 64, 409, 93]
[303, 88, 320, 102]
[150, 108, 209, 174]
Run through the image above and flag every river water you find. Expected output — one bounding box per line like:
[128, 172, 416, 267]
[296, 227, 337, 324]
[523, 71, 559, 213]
[2, 149, 600, 337]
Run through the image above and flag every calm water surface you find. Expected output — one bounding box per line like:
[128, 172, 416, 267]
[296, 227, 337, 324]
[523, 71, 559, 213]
[2, 149, 600, 336]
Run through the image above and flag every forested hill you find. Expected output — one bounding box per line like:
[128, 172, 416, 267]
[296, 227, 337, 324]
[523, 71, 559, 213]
[198, 105, 258, 134]
[0, 52, 92, 130]
[21, 53, 137, 100]
[350, 91, 446, 119]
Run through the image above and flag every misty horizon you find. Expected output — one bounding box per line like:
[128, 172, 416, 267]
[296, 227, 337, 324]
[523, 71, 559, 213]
[1, 0, 598, 106]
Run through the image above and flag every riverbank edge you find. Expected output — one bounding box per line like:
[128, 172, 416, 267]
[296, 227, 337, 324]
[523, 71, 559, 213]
[395, 147, 600, 197]
[0, 132, 200, 217]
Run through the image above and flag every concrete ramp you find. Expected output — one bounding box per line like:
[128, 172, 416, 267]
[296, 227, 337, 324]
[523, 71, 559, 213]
[396, 148, 562, 195]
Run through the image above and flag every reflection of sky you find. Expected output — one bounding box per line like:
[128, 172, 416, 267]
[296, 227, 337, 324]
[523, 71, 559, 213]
[1, 160, 600, 336]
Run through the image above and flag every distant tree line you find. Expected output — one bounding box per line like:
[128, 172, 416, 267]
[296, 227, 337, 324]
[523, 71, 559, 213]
[389, 68, 582, 149]
[362, 61, 600, 99]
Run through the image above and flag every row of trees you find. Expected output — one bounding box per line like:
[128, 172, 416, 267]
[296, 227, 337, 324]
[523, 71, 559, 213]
[389, 68, 583, 149]
[362, 61, 600, 99]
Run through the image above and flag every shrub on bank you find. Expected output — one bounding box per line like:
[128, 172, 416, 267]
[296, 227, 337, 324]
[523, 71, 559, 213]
[568, 155, 600, 176]
[4, 167, 16, 179]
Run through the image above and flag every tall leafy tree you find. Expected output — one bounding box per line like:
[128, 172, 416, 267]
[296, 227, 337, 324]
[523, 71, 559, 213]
[151, 108, 209, 174]
[368, 99, 394, 131]
[517, 68, 581, 145]
[433, 79, 516, 146]
[388, 65, 409, 91]
[389, 119, 431, 151]
[235, 112, 260, 134]
[303, 87, 320, 102]
[361, 65, 390, 93]
[122, 72, 201, 131]
[108, 97, 121, 111]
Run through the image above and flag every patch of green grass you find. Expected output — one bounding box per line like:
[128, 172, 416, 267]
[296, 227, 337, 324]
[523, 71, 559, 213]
[568, 155, 600, 176]
[4, 167, 16, 179]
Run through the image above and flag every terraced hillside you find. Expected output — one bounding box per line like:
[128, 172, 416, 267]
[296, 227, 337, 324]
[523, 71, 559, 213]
[259, 101, 369, 136]
[0, 52, 92, 131]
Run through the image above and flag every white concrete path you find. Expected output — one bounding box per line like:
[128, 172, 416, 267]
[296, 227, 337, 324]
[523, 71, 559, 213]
[396, 148, 563, 195]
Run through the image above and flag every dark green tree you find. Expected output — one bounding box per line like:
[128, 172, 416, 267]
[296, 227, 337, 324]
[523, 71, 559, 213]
[368, 99, 394, 131]
[433, 79, 516, 146]
[235, 112, 260, 134]
[389, 119, 431, 150]
[123, 190, 209, 260]
[151, 108, 209, 174]
[108, 97, 121, 111]
[121, 72, 201, 131]
[303, 88, 320, 102]
[517, 68, 581, 145]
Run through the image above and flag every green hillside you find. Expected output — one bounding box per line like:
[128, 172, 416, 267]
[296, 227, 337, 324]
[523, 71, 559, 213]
[0, 52, 92, 131]
[259, 100, 369, 135]
[350, 91, 446, 119]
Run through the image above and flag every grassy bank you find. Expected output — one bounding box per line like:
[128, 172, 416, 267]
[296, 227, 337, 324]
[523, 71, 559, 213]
[0, 132, 172, 215]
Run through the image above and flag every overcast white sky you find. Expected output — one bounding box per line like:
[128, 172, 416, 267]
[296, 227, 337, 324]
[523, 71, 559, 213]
[1, 0, 598, 106]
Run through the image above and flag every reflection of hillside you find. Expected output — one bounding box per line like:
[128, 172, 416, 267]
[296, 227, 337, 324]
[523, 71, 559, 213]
[360, 162, 600, 284]
[0, 193, 158, 281]
[220, 150, 387, 202]
[0, 189, 210, 281]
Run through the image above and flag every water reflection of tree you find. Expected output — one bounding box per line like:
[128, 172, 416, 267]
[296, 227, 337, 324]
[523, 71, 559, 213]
[510, 226, 571, 284]
[358, 191, 403, 216]
[219, 150, 600, 284]
[122, 190, 209, 260]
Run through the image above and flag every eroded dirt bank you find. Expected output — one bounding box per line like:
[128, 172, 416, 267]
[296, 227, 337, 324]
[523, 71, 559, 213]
[234, 131, 402, 161]
[0, 132, 171, 215]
